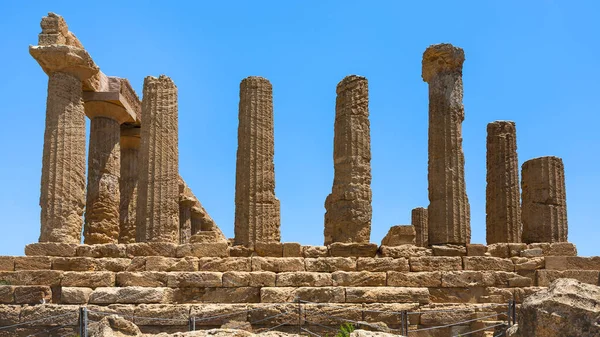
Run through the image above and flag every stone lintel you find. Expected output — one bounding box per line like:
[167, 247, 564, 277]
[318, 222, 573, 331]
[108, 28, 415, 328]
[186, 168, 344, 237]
[83, 92, 136, 124]
[422, 43, 465, 83]
[29, 45, 106, 91]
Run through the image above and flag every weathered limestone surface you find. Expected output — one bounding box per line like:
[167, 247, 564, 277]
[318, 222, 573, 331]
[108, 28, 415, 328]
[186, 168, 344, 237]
[179, 177, 226, 244]
[234, 76, 280, 248]
[136, 75, 179, 243]
[324, 75, 372, 245]
[422, 44, 470, 245]
[521, 156, 568, 243]
[486, 121, 521, 244]
[412, 207, 428, 247]
[38, 72, 86, 243]
[381, 225, 415, 246]
[84, 116, 121, 244]
[38, 12, 82, 48]
[119, 127, 140, 243]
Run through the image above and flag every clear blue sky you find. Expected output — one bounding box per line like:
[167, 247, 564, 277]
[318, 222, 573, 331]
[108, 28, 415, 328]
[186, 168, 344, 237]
[1, 1, 599, 257]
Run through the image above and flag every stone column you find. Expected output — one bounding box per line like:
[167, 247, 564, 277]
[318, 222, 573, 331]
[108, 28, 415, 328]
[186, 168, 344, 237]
[412, 207, 428, 247]
[234, 76, 281, 248]
[38, 72, 86, 243]
[118, 127, 140, 243]
[179, 199, 194, 244]
[486, 121, 521, 244]
[422, 44, 471, 245]
[324, 75, 372, 245]
[136, 75, 180, 243]
[521, 156, 568, 243]
[83, 108, 123, 244]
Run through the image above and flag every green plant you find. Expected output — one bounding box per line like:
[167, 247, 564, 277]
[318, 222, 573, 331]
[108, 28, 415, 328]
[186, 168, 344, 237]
[336, 322, 355, 337]
[0, 280, 10, 285]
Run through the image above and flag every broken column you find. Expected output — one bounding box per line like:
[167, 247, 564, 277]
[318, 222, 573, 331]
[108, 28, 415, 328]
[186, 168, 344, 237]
[412, 207, 428, 247]
[234, 76, 281, 248]
[486, 121, 521, 244]
[136, 75, 180, 243]
[324, 75, 372, 245]
[521, 156, 568, 243]
[30, 13, 104, 243]
[119, 126, 140, 243]
[422, 44, 471, 245]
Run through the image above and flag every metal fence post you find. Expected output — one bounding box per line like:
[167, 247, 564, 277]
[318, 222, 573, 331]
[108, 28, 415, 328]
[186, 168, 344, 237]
[189, 316, 196, 331]
[507, 300, 512, 327]
[82, 307, 88, 337]
[401, 310, 408, 336]
[296, 297, 302, 335]
[511, 300, 516, 326]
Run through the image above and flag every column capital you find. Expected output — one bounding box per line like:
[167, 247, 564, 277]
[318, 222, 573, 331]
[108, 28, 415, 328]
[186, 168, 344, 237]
[422, 43, 465, 83]
[120, 126, 140, 149]
[83, 77, 141, 124]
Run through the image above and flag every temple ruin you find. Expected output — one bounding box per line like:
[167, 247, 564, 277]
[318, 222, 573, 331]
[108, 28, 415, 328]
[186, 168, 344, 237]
[0, 12, 597, 337]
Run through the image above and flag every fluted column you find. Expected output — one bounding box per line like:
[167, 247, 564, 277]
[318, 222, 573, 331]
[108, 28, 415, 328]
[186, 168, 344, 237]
[422, 44, 471, 245]
[179, 200, 194, 244]
[136, 75, 180, 243]
[324, 75, 372, 245]
[234, 76, 280, 248]
[486, 121, 521, 244]
[521, 156, 568, 243]
[412, 207, 429, 247]
[38, 72, 86, 243]
[118, 126, 140, 243]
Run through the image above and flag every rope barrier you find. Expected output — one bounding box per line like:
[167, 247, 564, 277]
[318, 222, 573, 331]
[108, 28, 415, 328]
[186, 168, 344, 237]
[410, 312, 502, 332]
[301, 327, 323, 337]
[25, 324, 72, 337]
[451, 322, 507, 337]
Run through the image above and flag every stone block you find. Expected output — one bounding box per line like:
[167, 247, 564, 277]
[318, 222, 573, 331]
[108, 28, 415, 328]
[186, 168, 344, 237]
[15, 270, 63, 286]
[302, 246, 329, 258]
[176, 243, 229, 258]
[276, 272, 332, 287]
[302, 303, 362, 325]
[247, 303, 297, 325]
[508, 276, 532, 287]
[95, 258, 134, 272]
[410, 257, 462, 272]
[86, 304, 135, 322]
[19, 304, 79, 326]
[127, 242, 177, 257]
[0, 257, 14, 271]
[482, 287, 514, 303]
[486, 243, 510, 258]
[328, 243, 378, 257]
[76, 244, 127, 258]
[52, 257, 97, 271]
[387, 271, 442, 287]
[222, 271, 276, 287]
[198, 257, 251, 272]
[463, 257, 514, 272]
[282, 243, 302, 257]
[62, 271, 115, 287]
[432, 244, 467, 256]
[229, 246, 253, 257]
[144, 256, 178, 271]
[331, 271, 386, 286]
[363, 303, 420, 326]
[89, 287, 173, 304]
[14, 257, 52, 270]
[167, 257, 198, 272]
[520, 248, 543, 257]
[13, 286, 51, 304]
[173, 287, 259, 303]
[535, 270, 600, 287]
[260, 287, 345, 303]
[379, 245, 432, 258]
[428, 287, 485, 303]
[381, 225, 416, 246]
[166, 272, 223, 288]
[508, 243, 527, 257]
[0, 286, 14, 303]
[61, 287, 93, 304]
[190, 304, 248, 326]
[116, 272, 168, 287]
[254, 242, 283, 257]
[134, 304, 190, 326]
[513, 287, 545, 303]
[251, 257, 305, 272]
[547, 242, 577, 256]
[356, 257, 409, 272]
[513, 257, 545, 271]
[466, 244, 487, 256]
[25, 243, 78, 257]
[420, 309, 475, 326]
[441, 271, 488, 287]
[0, 305, 20, 325]
[527, 243, 550, 254]
[304, 257, 356, 272]
[345, 287, 429, 304]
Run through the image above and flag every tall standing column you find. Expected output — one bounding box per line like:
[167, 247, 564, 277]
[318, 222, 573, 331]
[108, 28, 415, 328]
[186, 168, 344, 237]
[412, 207, 428, 247]
[486, 121, 521, 244]
[521, 156, 568, 243]
[324, 75, 372, 245]
[119, 126, 140, 243]
[83, 113, 121, 244]
[234, 76, 280, 248]
[39, 72, 86, 243]
[422, 43, 471, 245]
[136, 75, 180, 243]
